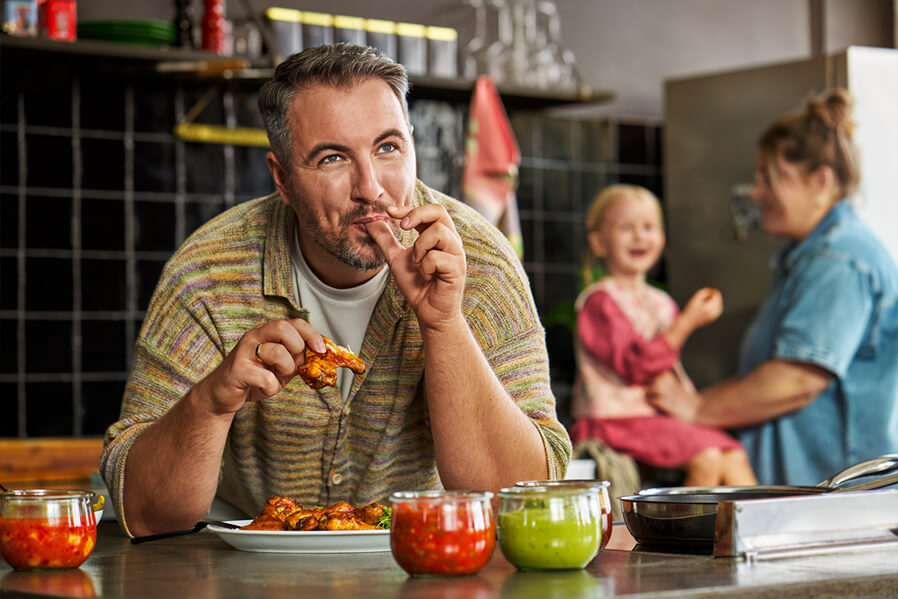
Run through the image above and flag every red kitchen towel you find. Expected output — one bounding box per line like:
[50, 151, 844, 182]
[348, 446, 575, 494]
[462, 76, 524, 258]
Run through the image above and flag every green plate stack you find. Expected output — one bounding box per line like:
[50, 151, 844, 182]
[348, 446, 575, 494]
[77, 20, 177, 46]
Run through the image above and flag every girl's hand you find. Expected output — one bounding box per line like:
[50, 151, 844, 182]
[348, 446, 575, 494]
[682, 287, 723, 329]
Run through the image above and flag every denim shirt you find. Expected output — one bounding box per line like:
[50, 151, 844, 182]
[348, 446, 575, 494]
[736, 201, 898, 485]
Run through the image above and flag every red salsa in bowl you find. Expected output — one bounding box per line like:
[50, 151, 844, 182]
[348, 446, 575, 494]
[390, 491, 495, 576]
[0, 490, 103, 571]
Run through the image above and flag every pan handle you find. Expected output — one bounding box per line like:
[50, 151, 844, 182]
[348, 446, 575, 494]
[818, 454, 898, 488]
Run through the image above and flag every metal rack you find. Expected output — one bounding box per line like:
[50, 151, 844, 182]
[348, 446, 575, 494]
[713, 489, 898, 560]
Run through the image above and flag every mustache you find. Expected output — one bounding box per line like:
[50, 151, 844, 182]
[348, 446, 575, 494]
[340, 203, 394, 227]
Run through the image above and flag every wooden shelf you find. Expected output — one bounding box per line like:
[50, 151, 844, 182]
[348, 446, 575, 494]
[0, 33, 222, 63]
[0, 34, 614, 109]
[411, 74, 613, 109]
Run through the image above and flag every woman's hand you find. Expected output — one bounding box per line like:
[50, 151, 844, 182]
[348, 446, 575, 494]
[646, 370, 703, 423]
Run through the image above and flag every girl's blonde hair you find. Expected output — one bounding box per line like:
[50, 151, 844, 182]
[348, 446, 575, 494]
[585, 184, 662, 233]
[582, 184, 663, 285]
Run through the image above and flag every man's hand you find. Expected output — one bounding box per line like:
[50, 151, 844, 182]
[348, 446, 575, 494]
[365, 204, 466, 331]
[646, 370, 702, 423]
[198, 318, 326, 415]
[122, 317, 327, 537]
[366, 204, 548, 490]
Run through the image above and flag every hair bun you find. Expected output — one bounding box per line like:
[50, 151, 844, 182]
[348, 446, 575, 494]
[760, 87, 861, 197]
[808, 88, 856, 138]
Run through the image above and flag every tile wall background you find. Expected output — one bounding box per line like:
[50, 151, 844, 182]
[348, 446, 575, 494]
[0, 48, 662, 437]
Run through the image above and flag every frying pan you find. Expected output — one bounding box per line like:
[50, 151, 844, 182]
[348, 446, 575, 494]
[619, 454, 898, 549]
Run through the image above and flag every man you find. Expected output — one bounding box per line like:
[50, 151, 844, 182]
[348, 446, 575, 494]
[100, 44, 571, 537]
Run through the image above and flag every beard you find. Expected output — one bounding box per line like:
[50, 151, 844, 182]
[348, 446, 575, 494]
[288, 182, 403, 271]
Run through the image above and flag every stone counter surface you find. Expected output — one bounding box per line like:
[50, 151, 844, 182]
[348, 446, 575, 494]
[1, 522, 896, 598]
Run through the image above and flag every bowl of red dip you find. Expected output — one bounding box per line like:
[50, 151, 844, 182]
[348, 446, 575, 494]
[0, 490, 104, 571]
[389, 491, 495, 576]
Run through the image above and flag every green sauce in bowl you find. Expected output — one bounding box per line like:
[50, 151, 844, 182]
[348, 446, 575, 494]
[498, 506, 599, 570]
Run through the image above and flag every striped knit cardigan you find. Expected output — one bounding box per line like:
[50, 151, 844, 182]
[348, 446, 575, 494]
[101, 181, 571, 535]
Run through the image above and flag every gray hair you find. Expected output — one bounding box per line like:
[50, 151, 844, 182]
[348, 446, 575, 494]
[258, 43, 410, 169]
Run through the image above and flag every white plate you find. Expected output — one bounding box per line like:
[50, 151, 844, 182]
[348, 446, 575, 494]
[206, 520, 391, 553]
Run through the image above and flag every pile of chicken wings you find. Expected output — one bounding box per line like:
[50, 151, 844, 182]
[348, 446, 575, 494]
[241, 496, 389, 531]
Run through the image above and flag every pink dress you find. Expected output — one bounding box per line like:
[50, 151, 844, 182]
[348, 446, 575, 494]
[569, 278, 741, 467]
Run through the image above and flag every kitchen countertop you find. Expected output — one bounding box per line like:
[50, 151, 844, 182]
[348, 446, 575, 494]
[1, 522, 896, 598]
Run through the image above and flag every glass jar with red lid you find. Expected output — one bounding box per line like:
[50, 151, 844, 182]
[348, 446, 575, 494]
[389, 491, 495, 576]
[0, 489, 104, 571]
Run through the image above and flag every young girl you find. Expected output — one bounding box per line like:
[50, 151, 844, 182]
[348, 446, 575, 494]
[570, 184, 757, 486]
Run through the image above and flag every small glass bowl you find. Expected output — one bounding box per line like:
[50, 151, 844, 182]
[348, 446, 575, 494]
[497, 485, 600, 571]
[0, 489, 104, 571]
[516, 479, 613, 551]
[390, 491, 495, 576]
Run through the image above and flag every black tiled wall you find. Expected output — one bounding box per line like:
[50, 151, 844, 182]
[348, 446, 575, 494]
[0, 49, 662, 437]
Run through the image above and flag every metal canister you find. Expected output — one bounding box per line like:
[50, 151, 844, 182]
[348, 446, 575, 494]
[264, 7, 302, 59]
[334, 14, 365, 46]
[396, 22, 426, 76]
[2, 0, 37, 37]
[40, 0, 76, 41]
[365, 18, 397, 61]
[426, 25, 458, 79]
[302, 10, 333, 49]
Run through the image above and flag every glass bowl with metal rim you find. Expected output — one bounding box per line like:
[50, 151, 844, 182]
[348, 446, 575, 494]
[498, 485, 600, 571]
[515, 479, 612, 551]
[0, 489, 104, 570]
[389, 490, 496, 576]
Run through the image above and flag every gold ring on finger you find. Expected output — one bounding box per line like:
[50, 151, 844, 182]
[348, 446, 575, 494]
[254, 342, 264, 362]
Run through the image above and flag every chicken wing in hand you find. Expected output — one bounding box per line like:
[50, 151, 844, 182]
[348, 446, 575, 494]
[297, 336, 366, 389]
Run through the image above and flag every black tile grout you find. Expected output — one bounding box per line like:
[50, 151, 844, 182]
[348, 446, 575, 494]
[173, 86, 187, 246]
[0, 311, 144, 319]
[223, 89, 237, 209]
[124, 83, 138, 385]
[0, 249, 175, 260]
[72, 75, 83, 436]
[0, 373, 129, 382]
[15, 88, 27, 436]
[0, 185, 245, 203]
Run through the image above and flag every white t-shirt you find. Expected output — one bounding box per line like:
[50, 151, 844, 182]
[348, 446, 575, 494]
[291, 232, 390, 399]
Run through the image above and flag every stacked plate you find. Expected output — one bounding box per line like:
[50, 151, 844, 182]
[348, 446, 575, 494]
[77, 20, 176, 46]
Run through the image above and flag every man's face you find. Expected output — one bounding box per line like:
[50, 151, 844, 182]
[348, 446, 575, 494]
[269, 78, 417, 288]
